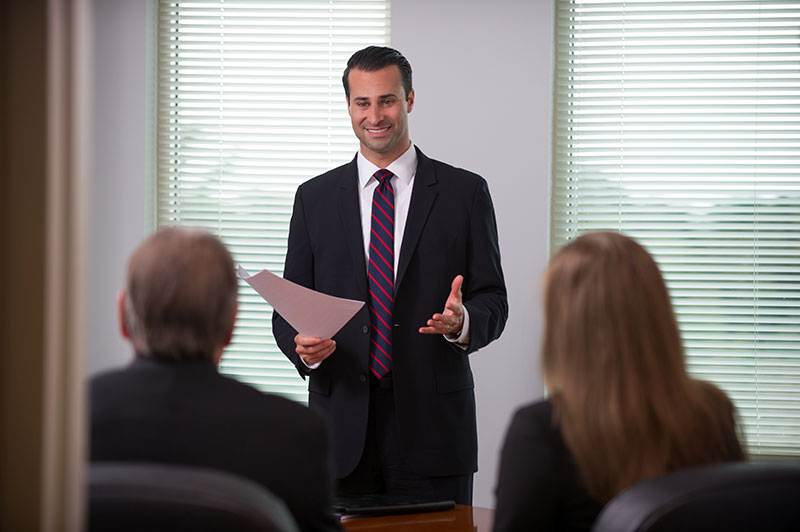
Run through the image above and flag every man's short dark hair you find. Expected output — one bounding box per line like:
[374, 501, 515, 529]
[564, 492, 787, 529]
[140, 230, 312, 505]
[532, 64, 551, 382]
[342, 46, 413, 101]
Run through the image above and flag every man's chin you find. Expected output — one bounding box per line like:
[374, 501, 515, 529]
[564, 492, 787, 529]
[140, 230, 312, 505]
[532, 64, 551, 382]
[361, 140, 393, 155]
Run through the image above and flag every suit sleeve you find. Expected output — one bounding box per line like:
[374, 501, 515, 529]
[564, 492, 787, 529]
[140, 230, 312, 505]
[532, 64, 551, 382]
[462, 178, 508, 354]
[272, 187, 312, 377]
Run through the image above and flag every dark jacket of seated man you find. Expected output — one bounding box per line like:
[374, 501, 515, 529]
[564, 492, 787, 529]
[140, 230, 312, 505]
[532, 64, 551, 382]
[90, 227, 340, 532]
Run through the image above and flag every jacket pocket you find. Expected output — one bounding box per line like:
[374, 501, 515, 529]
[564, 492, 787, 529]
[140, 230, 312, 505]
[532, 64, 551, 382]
[436, 371, 474, 394]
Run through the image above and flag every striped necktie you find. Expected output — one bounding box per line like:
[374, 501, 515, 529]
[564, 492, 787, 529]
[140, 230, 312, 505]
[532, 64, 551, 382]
[367, 169, 395, 379]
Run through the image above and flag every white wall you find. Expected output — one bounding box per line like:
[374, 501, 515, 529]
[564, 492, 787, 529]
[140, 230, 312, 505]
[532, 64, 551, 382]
[392, 0, 553, 507]
[89, 0, 554, 509]
[88, 0, 152, 375]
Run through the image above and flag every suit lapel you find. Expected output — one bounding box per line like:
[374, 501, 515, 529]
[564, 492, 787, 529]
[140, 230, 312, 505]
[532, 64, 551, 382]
[396, 147, 438, 293]
[338, 156, 368, 293]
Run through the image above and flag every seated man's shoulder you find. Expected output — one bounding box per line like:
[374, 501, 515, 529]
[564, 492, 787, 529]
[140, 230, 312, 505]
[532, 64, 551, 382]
[217, 373, 326, 424]
[90, 364, 140, 396]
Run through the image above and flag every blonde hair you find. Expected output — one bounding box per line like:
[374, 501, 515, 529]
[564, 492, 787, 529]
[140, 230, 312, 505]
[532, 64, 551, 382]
[543, 231, 742, 502]
[124, 227, 237, 360]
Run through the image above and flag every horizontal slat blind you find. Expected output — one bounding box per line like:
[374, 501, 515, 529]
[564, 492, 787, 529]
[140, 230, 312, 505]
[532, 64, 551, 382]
[552, 0, 800, 457]
[156, 0, 390, 403]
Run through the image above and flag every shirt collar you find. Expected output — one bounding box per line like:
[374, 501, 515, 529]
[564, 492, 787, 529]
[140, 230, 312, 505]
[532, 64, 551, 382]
[357, 143, 418, 189]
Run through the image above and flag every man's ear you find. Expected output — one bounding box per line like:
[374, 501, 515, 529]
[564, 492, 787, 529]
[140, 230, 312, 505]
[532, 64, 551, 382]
[406, 89, 415, 113]
[117, 290, 131, 340]
[214, 303, 239, 366]
[223, 302, 238, 347]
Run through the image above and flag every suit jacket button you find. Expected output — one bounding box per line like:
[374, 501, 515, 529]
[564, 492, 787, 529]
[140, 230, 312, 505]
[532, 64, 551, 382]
[359, 374, 367, 382]
[362, 325, 369, 334]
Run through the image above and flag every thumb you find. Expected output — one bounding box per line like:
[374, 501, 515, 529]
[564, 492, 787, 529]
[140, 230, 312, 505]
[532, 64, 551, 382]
[450, 275, 464, 301]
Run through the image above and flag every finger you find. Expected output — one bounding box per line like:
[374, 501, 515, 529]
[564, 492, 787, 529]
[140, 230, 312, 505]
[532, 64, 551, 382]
[431, 309, 464, 333]
[419, 324, 455, 335]
[431, 312, 460, 330]
[444, 296, 464, 314]
[295, 334, 324, 347]
[450, 275, 464, 300]
[300, 341, 336, 364]
[419, 317, 453, 335]
[296, 339, 334, 356]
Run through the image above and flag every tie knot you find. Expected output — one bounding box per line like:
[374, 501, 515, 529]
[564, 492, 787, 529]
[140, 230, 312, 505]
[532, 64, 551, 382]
[374, 169, 393, 186]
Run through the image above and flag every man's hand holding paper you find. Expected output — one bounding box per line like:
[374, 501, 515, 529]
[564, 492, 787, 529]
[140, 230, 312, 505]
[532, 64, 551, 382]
[238, 265, 363, 369]
[294, 334, 336, 368]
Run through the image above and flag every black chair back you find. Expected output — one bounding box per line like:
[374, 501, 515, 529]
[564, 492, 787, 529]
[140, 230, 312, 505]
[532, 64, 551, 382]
[88, 462, 300, 532]
[591, 462, 800, 532]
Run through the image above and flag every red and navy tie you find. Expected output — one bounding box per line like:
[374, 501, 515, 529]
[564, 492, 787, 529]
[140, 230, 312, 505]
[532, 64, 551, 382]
[368, 169, 395, 379]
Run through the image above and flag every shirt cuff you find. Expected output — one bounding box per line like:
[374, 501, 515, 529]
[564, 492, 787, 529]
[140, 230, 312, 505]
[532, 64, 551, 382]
[444, 305, 470, 350]
[300, 357, 321, 370]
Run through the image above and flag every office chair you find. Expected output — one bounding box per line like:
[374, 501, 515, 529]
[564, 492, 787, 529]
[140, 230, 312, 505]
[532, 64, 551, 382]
[591, 462, 800, 532]
[88, 462, 300, 532]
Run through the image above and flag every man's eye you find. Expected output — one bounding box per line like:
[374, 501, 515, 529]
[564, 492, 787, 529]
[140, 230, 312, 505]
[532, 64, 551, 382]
[382, 99, 395, 106]
[357, 102, 368, 108]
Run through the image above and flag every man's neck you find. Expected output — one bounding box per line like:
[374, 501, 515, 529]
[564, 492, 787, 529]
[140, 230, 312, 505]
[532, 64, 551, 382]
[360, 141, 412, 168]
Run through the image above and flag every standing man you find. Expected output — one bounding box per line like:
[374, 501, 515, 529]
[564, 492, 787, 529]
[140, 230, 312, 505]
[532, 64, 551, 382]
[272, 46, 507, 505]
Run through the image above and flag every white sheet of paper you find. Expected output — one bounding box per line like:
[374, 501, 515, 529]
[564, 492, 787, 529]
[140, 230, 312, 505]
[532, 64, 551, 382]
[238, 265, 364, 339]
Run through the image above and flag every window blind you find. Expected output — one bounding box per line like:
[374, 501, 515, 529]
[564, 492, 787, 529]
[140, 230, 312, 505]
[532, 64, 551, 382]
[156, 0, 390, 403]
[552, 0, 800, 458]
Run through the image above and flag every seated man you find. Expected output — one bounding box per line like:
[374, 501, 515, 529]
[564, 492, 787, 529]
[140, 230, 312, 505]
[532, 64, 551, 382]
[90, 227, 340, 532]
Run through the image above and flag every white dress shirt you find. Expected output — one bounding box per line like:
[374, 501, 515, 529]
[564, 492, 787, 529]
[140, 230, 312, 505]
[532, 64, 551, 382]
[357, 144, 417, 273]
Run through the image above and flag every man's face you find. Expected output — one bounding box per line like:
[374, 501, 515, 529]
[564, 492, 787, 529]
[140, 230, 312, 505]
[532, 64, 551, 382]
[347, 65, 415, 167]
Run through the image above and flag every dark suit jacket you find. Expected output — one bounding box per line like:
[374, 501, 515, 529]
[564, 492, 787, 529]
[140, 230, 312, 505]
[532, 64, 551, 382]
[90, 356, 341, 532]
[272, 147, 508, 479]
[493, 400, 603, 532]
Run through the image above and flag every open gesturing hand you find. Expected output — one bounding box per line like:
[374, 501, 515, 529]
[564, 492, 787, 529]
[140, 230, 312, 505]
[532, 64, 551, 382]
[419, 275, 464, 336]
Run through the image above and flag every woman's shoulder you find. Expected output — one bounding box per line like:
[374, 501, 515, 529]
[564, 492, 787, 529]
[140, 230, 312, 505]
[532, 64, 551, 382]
[511, 399, 556, 428]
[496, 399, 600, 532]
[504, 399, 565, 453]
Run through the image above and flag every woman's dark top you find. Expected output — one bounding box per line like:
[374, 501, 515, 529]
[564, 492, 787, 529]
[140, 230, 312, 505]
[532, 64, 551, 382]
[493, 398, 743, 532]
[493, 400, 603, 532]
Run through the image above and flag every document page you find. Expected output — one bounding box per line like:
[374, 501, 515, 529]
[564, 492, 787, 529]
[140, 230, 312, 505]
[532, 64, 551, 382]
[238, 265, 364, 339]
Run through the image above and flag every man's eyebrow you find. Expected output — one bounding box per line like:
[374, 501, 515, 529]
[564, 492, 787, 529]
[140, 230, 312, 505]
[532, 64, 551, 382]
[352, 93, 400, 101]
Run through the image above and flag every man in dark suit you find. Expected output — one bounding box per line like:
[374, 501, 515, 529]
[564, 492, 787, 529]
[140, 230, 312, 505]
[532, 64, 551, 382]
[272, 46, 508, 505]
[91, 227, 340, 532]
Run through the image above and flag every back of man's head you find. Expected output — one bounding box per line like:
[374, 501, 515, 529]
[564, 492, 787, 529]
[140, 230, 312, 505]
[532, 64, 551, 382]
[122, 227, 237, 361]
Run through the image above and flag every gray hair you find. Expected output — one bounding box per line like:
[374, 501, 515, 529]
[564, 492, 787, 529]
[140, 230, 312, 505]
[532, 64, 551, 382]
[123, 227, 237, 360]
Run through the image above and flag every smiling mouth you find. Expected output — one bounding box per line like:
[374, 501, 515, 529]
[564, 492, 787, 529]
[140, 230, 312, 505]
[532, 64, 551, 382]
[366, 127, 390, 134]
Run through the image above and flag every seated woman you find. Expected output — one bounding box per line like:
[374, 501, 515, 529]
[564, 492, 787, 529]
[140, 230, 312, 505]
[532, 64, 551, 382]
[493, 231, 744, 532]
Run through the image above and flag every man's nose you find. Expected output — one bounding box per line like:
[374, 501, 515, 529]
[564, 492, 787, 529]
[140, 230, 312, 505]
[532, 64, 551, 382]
[367, 105, 382, 124]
